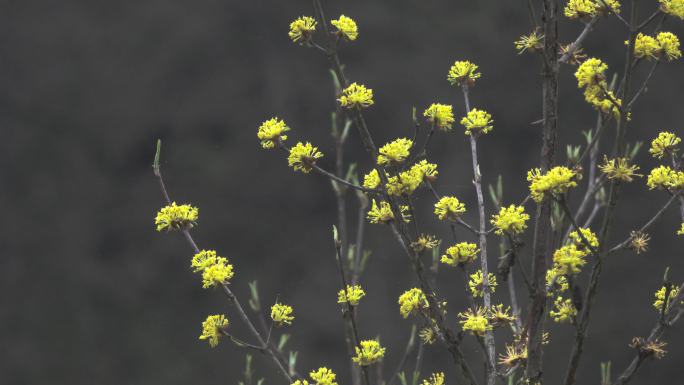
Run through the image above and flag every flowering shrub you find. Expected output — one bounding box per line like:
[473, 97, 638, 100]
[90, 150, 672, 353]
[152, 1, 684, 385]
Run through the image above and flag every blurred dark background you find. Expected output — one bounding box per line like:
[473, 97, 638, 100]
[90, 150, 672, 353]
[2, 0, 683, 384]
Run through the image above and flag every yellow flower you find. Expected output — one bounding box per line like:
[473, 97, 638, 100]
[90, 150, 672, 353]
[447, 60, 481, 86]
[491, 205, 530, 235]
[271, 303, 295, 326]
[441, 242, 479, 266]
[411, 234, 440, 253]
[367, 199, 410, 224]
[199, 314, 229, 347]
[458, 307, 491, 336]
[398, 288, 429, 318]
[629, 231, 650, 254]
[288, 142, 324, 173]
[362, 169, 381, 190]
[514, 29, 544, 54]
[424, 103, 455, 130]
[377, 138, 413, 166]
[650, 132, 681, 159]
[422, 372, 445, 385]
[289, 16, 317, 43]
[647, 165, 684, 190]
[257, 118, 289, 149]
[410, 160, 439, 182]
[569, 227, 599, 251]
[338, 285, 366, 306]
[660, 0, 684, 20]
[460, 108, 494, 136]
[630, 33, 661, 60]
[546, 267, 569, 296]
[488, 304, 516, 327]
[386, 170, 422, 196]
[550, 297, 577, 323]
[654, 285, 682, 311]
[553, 244, 587, 275]
[155, 202, 198, 232]
[309, 367, 338, 385]
[331, 15, 358, 41]
[419, 326, 437, 345]
[352, 340, 386, 366]
[678, 223, 684, 235]
[584, 85, 624, 119]
[201, 258, 235, 288]
[657, 32, 681, 61]
[434, 196, 466, 221]
[575, 58, 608, 88]
[191, 250, 220, 273]
[338, 83, 374, 109]
[564, 0, 597, 19]
[527, 166, 579, 202]
[469, 270, 497, 297]
[599, 156, 641, 182]
[499, 344, 527, 367]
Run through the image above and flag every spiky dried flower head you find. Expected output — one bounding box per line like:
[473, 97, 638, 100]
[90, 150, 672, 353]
[514, 29, 544, 54]
[411, 234, 440, 253]
[599, 156, 641, 182]
[630, 337, 667, 359]
[629, 231, 650, 254]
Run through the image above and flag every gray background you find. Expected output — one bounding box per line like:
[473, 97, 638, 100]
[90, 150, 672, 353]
[2, 0, 683, 384]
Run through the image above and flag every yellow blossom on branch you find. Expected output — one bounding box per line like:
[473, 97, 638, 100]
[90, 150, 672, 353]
[421, 372, 445, 385]
[678, 223, 684, 235]
[553, 244, 587, 275]
[514, 29, 544, 54]
[469, 270, 497, 297]
[458, 307, 491, 336]
[257, 118, 290, 149]
[201, 258, 235, 289]
[199, 314, 229, 347]
[631, 33, 661, 60]
[653, 285, 682, 311]
[649, 131, 681, 159]
[338, 285, 366, 306]
[363, 169, 382, 190]
[367, 199, 410, 224]
[271, 303, 295, 326]
[352, 340, 386, 366]
[647, 165, 684, 190]
[491, 204, 530, 235]
[550, 297, 577, 323]
[331, 15, 358, 41]
[660, 0, 684, 20]
[546, 267, 570, 296]
[288, 16, 317, 43]
[447, 60, 481, 86]
[338, 83, 374, 109]
[441, 242, 479, 266]
[155, 202, 198, 232]
[460, 108, 494, 136]
[599, 156, 641, 182]
[309, 367, 338, 385]
[424, 103, 455, 130]
[377, 138, 413, 166]
[434, 196, 466, 221]
[575, 58, 608, 88]
[527, 166, 579, 202]
[288, 142, 324, 173]
[656, 32, 682, 61]
[398, 288, 429, 318]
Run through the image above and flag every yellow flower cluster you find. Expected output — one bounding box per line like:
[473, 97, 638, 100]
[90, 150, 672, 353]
[460, 108, 494, 136]
[650, 131, 681, 159]
[424, 103, 455, 130]
[352, 340, 386, 366]
[550, 297, 577, 323]
[434, 196, 466, 221]
[491, 205, 530, 235]
[447, 60, 481, 86]
[599, 157, 641, 182]
[489, 304, 516, 327]
[647, 165, 684, 190]
[367, 200, 410, 224]
[338, 285, 366, 306]
[564, 0, 621, 20]
[271, 303, 295, 326]
[377, 138, 413, 166]
[569, 227, 599, 251]
[412, 234, 440, 253]
[257, 118, 290, 149]
[289, 16, 317, 43]
[631, 32, 681, 61]
[458, 307, 491, 336]
[288, 142, 324, 173]
[660, 0, 684, 20]
[575, 58, 624, 118]
[308, 367, 338, 385]
[552, 227, 598, 275]
[155, 202, 199, 232]
[191, 250, 235, 289]
[546, 267, 569, 296]
[398, 287, 429, 318]
[199, 314, 229, 347]
[384, 160, 438, 196]
[514, 30, 544, 54]
[338, 83, 374, 109]
[419, 327, 436, 345]
[331, 15, 358, 41]
[678, 223, 684, 235]
[469, 270, 497, 297]
[363, 169, 382, 190]
[654, 285, 682, 311]
[422, 372, 445, 385]
[527, 166, 579, 202]
[441, 242, 479, 266]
